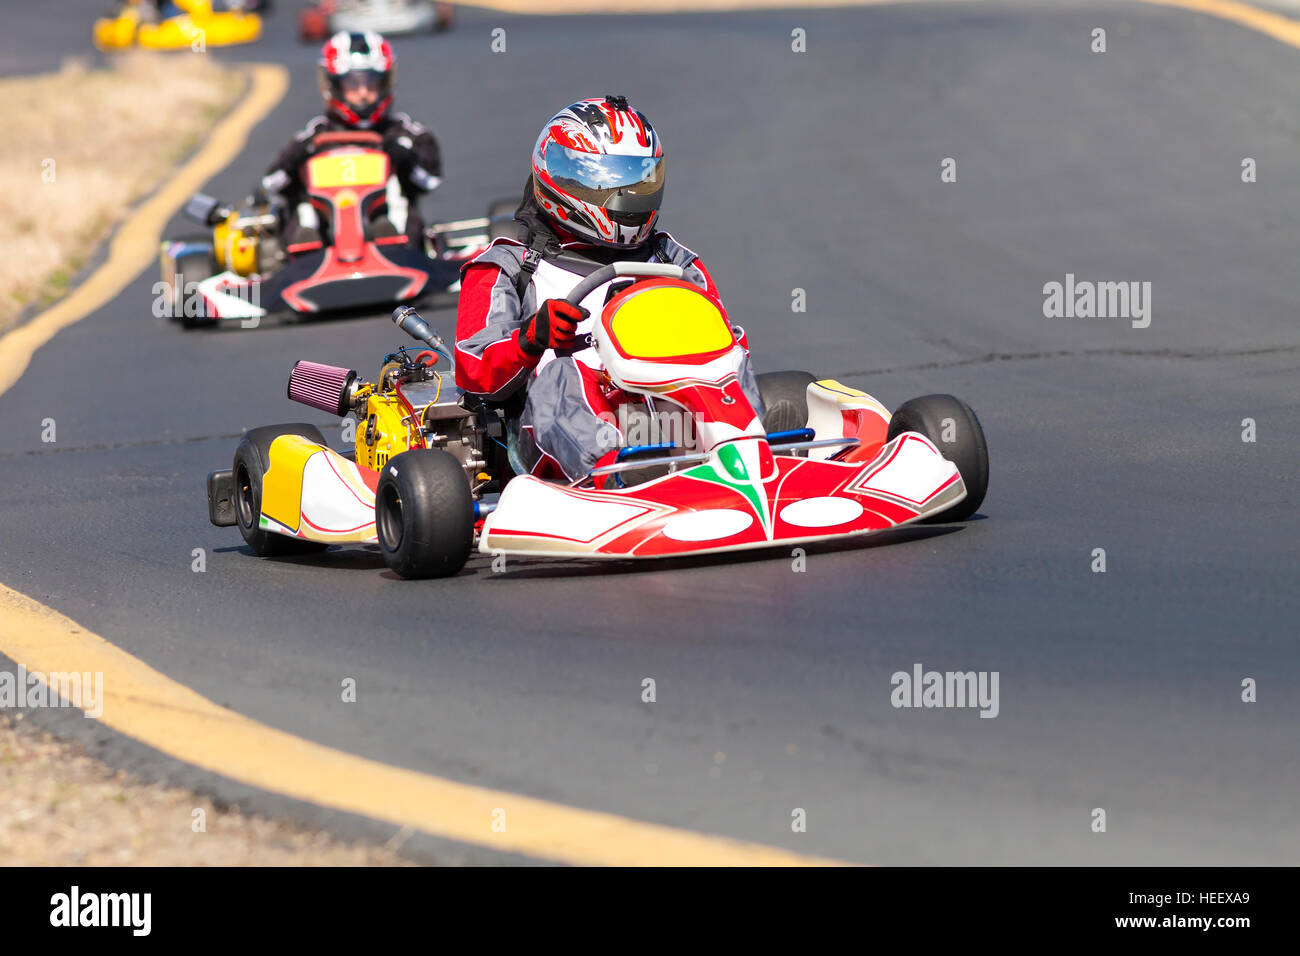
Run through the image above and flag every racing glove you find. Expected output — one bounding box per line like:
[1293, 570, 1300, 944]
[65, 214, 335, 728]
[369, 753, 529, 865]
[520, 299, 586, 358]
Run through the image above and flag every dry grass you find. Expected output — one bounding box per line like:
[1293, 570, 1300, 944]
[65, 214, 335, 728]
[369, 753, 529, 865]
[0, 714, 416, 865]
[0, 52, 242, 330]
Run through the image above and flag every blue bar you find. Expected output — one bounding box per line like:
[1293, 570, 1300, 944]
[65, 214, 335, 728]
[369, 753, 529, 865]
[616, 442, 678, 462]
[766, 428, 815, 444]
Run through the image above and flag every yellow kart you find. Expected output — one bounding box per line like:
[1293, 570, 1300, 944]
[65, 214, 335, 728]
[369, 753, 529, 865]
[94, 1, 262, 51]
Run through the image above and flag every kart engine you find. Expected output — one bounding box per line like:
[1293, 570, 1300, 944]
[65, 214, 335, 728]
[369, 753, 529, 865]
[286, 359, 492, 485]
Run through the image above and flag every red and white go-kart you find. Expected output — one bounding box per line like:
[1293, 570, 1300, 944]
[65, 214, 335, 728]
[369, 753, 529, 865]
[207, 261, 989, 578]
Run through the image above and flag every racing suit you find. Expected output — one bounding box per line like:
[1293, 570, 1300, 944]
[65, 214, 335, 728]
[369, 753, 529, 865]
[455, 209, 764, 481]
[261, 112, 442, 249]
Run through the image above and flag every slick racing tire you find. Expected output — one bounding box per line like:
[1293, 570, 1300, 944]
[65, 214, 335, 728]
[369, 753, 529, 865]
[375, 450, 473, 579]
[887, 394, 989, 521]
[175, 246, 218, 329]
[233, 424, 331, 556]
[757, 370, 817, 433]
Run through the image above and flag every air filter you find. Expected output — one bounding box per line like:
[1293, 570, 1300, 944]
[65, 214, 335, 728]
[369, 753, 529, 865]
[287, 361, 357, 416]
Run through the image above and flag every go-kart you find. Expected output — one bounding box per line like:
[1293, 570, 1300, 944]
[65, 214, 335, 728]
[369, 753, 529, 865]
[94, 1, 262, 51]
[299, 0, 454, 42]
[159, 130, 501, 327]
[206, 262, 989, 578]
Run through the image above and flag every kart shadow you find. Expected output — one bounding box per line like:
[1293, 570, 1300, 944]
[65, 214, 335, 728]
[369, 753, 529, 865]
[216, 519, 977, 580]
[481, 522, 967, 581]
[216, 544, 389, 571]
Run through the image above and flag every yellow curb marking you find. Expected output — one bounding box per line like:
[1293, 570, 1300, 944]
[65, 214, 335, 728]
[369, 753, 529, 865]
[1137, 0, 1300, 46]
[0, 583, 840, 865]
[0, 63, 288, 395]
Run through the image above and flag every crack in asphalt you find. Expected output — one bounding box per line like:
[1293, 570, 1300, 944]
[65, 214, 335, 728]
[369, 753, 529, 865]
[834, 343, 1300, 378]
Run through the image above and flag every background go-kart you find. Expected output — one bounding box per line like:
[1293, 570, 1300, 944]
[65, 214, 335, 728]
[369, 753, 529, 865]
[0, 0, 1296, 865]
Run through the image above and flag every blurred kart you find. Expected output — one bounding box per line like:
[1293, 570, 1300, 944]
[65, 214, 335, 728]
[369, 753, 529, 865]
[94, 0, 262, 50]
[159, 130, 506, 326]
[206, 262, 990, 578]
[299, 0, 454, 42]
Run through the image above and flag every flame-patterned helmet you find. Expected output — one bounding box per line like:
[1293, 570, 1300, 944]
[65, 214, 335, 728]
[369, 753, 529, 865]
[318, 31, 395, 129]
[530, 96, 665, 248]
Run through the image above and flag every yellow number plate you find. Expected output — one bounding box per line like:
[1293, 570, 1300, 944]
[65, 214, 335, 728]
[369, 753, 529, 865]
[609, 286, 733, 359]
[307, 153, 387, 189]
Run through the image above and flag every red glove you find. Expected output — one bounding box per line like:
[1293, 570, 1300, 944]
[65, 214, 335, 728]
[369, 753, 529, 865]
[520, 299, 585, 358]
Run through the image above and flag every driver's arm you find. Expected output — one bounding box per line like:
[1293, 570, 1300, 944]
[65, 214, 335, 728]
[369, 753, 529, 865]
[454, 262, 535, 400]
[386, 116, 443, 194]
[260, 129, 315, 198]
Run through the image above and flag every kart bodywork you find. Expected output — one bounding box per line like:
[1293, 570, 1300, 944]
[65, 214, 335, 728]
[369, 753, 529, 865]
[209, 263, 986, 577]
[95, 1, 262, 51]
[299, 0, 454, 41]
[478, 281, 963, 558]
[160, 131, 487, 325]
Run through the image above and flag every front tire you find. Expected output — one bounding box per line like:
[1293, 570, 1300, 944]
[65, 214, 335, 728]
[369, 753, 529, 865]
[887, 394, 988, 521]
[233, 424, 331, 556]
[756, 370, 817, 433]
[375, 450, 473, 579]
[173, 246, 217, 329]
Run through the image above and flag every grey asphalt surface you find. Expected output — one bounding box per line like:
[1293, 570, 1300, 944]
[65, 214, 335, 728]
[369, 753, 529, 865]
[1, 2, 1297, 864]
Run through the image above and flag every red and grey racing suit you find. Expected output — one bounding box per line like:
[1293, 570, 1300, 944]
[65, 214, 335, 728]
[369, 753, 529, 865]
[454, 230, 763, 480]
[261, 112, 442, 247]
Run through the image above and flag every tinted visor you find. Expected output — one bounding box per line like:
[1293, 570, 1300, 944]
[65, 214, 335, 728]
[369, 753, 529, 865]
[545, 143, 665, 214]
[340, 70, 386, 94]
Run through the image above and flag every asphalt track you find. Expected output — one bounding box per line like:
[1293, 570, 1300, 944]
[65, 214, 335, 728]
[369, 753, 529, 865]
[1, 1, 1297, 864]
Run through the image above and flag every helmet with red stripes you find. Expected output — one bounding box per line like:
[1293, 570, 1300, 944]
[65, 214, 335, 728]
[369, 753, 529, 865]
[531, 96, 665, 248]
[318, 31, 395, 129]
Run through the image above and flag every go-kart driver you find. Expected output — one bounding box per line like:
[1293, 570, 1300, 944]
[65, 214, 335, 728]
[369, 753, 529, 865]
[261, 30, 442, 253]
[455, 95, 763, 483]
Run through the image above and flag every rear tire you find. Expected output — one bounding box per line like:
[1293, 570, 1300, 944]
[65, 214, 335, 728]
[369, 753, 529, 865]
[375, 450, 473, 579]
[887, 394, 988, 521]
[486, 198, 521, 241]
[233, 424, 331, 556]
[756, 370, 817, 433]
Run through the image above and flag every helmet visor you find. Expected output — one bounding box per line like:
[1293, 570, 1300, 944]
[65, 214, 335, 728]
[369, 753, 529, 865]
[545, 144, 665, 214]
[338, 69, 389, 106]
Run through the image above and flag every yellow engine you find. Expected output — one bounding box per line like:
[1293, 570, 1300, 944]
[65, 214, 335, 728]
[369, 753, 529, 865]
[213, 213, 259, 277]
[354, 391, 423, 472]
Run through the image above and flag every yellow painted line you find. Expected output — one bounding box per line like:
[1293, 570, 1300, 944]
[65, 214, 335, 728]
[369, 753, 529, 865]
[0, 582, 841, 865]
[1137, 0, 1300, 46]
[0, 62, 289, 398]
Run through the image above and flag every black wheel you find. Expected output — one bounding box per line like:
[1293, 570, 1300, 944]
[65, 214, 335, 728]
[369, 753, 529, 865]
[233, 424, 331, 556]
[174, 246, 217, 329]
[756, 370, 817, 433]
[375, 449, 473, 579]
[887, 394, 988, 521]
[486, 198, 521, 241]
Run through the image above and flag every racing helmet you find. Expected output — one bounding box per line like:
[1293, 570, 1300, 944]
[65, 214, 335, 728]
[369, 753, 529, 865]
[530, 95, 665, 248]
[318, 31, 395, 129]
